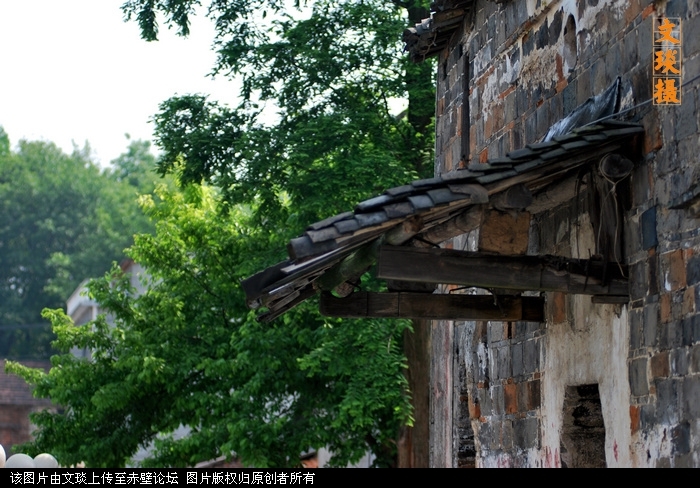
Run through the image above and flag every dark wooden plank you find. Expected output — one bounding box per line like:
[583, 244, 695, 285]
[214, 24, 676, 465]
[320, 292, 545, 321]
[377, 246, 628, 296]
[413, 205, 484, 247]
[315, 239, 381, 292]
[258, 285, 317, 323]
[241, 259, 294, 306]
[316, 218, 423, 294]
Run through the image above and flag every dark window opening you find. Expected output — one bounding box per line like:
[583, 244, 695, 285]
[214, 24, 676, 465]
[563, 15, 577, 73]
[560, 384, 606, 468]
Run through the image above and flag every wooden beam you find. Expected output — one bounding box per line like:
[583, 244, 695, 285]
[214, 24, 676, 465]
[377, 246, 629, 296]
[413, 205, 484, 247]
[492, 184, 533, 211]
[591, 295, 629, 304]
[320, 292, 545, 321]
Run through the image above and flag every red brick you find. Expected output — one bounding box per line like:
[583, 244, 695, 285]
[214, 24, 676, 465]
[642, 112, 663, 153]
[484, 112, 493, 141]
[555, 54, 568, 93]
[479, 148, 488, 163]
[469, 124, 477, 159]
[475, 322, 488, 342]
[492, 102, 504, 134]
[662, 249, 687, 291]
[504, 382, 518, 414]
[468, 396, 481, 419]
[630, 405, 640, 434]
[660, 293, 672, 323]
[444, 144, 453, 171]
[625, 0, 643, 24]
[479, 209, 530, 254]
[550, 292, 567, 324]
[650, 351, 670, 378]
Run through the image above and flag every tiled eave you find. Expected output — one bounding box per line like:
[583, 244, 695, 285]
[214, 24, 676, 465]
[403, 0, 475, 62]
[242, 120, 643, 322]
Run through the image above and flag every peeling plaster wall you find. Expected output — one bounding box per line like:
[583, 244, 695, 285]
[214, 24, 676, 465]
[541, 293, 633, 468]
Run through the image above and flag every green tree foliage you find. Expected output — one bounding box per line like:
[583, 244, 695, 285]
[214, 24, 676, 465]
[8, 0, 436, 467]
[9, 187, 412, 467]
[0, 135, 157, 358]
[125, 0, 434, 228]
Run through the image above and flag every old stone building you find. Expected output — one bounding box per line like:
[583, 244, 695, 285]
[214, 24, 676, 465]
[244, 0, 700, 468]
[404, 0, 700, 467]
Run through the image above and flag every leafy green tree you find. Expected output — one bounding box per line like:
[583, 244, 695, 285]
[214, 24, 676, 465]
[8, 186, 412, 467]
[125, 0, 434, 227]
[8, 0, 436, 467]
[0, 127, 9, 157]
[0, 134, 156, 358]
[107, 136, 162, 194]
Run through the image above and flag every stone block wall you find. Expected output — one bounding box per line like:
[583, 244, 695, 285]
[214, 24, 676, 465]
[432, 0, 700, 468]
[467, 319, 545, 467]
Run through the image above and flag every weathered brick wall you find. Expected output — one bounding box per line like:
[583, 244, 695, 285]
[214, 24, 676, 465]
[624, 0, 700, 468]
[467, 319, 544, 467]
[433, 0, 700, 468]
[0, 405, 36, 456]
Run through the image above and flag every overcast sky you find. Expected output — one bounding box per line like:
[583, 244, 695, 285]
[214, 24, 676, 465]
[0, 1, 241, 166]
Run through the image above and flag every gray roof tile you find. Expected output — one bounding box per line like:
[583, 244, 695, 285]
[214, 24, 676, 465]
[334, 219, 360, 234]
[407, 194, 435, 210]
[411, 176, 444, 187]
[539, 147, 570, 161]
[384, 185, 414, 197]
[306, 211, 354, 231]
[383, 202, 416, 218]
[477, 169, 518, 183]
[355, 194, 396, 212]
[506, 147, 539, 160]
[355, 211, 389, 228]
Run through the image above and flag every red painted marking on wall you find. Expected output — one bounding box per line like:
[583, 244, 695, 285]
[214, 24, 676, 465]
[544, 446, 552, 468]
